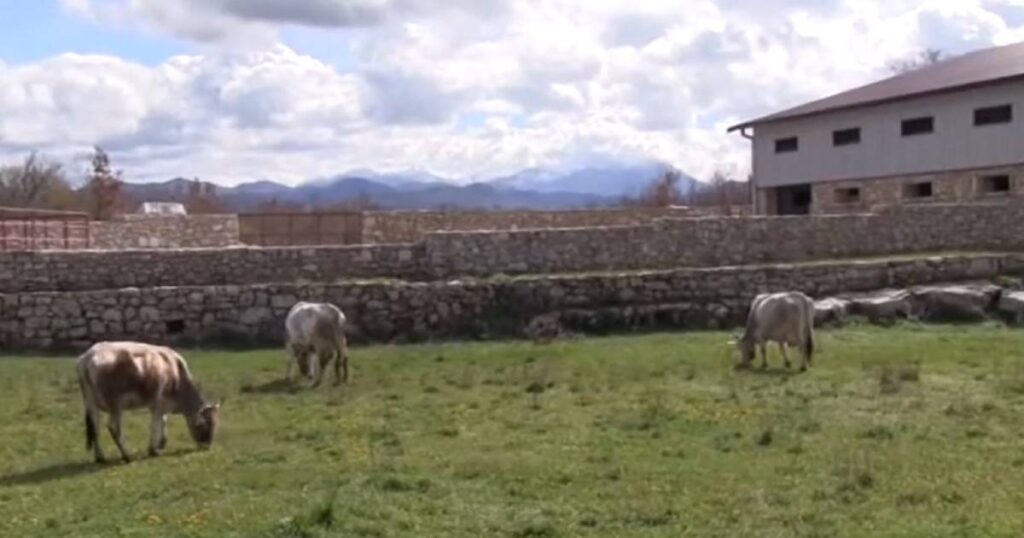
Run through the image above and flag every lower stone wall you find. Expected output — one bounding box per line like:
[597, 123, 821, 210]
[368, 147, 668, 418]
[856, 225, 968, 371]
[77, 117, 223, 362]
[810, 163, 1024, 214]
[4, 253, 1019, 350]
[89, 214, 241, 249]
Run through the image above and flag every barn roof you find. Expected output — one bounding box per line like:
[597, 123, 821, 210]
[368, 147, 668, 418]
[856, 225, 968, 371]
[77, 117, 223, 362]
[728, 41, 1024, 132]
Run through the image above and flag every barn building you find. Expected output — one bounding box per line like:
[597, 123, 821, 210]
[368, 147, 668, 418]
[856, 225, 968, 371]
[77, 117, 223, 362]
[729, 41, 1024, 215]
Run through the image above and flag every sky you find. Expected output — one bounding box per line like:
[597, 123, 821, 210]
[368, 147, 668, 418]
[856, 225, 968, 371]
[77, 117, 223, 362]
[1, 0, 1023, 186]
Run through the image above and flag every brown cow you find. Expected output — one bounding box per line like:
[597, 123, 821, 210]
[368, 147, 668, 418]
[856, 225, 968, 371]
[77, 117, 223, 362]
[76, 341, 220, 463]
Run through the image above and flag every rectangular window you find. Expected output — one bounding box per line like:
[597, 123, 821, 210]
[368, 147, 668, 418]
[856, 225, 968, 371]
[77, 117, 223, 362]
[903, 181, 933, 200]
[832, 127, 861, 146]
[834, 187, 861, 204]
[901, 116, 934, 136]
[775, 137, 799, 153]
[978, 174, 1011, 194]
[974, 104, 1013, 126]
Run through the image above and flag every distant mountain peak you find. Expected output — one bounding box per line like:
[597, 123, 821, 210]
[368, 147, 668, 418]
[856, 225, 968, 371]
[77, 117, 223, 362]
[121, 159, 700, 212]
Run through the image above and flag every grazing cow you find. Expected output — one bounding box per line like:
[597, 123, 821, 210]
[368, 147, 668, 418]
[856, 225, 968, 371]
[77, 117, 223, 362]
[76, 341, 220, 463]
[733, 291, 816, 371]
[285, 301, 349, 387]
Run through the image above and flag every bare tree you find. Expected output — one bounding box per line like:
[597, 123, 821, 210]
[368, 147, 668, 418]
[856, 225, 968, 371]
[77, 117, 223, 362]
[633, 169, 686, 208]
[255, 197, 303, 213]
[0, 152, 79, 209]
[679, 168, 752, 215]
[184, 177, 228, 214]
[888, 48, 946, 74]
[85, 146, 125, 220]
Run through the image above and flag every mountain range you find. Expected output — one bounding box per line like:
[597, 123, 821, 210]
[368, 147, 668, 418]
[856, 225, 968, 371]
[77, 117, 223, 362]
[120, 161, 702, 211]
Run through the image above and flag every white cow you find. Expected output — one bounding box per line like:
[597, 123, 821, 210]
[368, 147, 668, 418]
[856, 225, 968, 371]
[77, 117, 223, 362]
[285, 301, 349, 387]
[733, 291, 816, 371]
[77, 341, 220, 463]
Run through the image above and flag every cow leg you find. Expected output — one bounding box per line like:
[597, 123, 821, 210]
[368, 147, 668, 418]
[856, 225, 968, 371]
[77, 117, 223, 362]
[335, 336, 349, 385]
[286, 343, 302, 380]
[759, 343, 768, 370]
[332, 349, 343, 386]
[318, 349, 335, 387]
[310, 350, 327, 388]
[86, 406, 106, 463]
[106, 409, 131, 463]
[148, 412, 167, 457]
[779, 343, 791, 369]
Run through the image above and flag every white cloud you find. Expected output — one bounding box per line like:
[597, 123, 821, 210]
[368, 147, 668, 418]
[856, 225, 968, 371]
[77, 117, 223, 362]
[5, 0, 1024, 185]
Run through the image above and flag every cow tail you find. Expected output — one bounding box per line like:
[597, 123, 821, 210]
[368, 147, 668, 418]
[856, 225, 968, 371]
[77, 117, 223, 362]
[803, 302, 815, 361]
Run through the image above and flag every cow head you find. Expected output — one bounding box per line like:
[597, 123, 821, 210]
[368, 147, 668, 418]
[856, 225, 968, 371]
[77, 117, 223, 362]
[186, 401, 220, 448]
[729, 332, 755, 367]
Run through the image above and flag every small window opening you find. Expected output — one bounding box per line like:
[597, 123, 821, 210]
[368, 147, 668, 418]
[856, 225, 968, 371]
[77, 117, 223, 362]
[903, 182, 933, 199]
[974, 104, 1013, 126]
[775, 137, 799, 153]
[901, 116, 934, 136]
[834, 187, 861, 204]
[832, 127, 861, 146]
[165, 320, 186, 334]
[978, 175, 1011, 194]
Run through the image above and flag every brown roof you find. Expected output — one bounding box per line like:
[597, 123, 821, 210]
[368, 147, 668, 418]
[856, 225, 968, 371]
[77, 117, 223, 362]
[728, 41, 1024, 132]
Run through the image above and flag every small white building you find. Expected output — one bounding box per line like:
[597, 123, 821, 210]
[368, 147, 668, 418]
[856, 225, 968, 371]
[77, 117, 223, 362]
[139, 202, 187, 216]
[730, 41, 1024, 215]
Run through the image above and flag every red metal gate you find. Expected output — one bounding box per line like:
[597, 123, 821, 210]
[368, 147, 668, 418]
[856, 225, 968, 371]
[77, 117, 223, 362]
[237, 211, 364, 246]
[0, 207, 91, 250]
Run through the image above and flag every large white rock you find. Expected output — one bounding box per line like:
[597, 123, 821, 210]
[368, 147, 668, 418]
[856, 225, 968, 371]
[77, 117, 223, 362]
[847, 290, 913, 323]
[909, 284, 997, 322]
[814, 298, 851, 326]
[998, 291, 1024, 324]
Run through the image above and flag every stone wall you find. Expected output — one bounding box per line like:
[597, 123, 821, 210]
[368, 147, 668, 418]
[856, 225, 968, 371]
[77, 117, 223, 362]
[5, 198, 1024, 292]
[4, 253, 1020, 350]
[360, 207, 727, 244]
[810, 163, 1024, 214]
[89, 214, 241, 249]
[0, 244, 422, 293]
[424, 199, 1024, 276]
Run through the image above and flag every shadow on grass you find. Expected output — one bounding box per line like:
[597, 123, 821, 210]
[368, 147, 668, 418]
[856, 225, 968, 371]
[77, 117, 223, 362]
[0, 449, 195, 487]
[240, 378, 305, 395]
[734, 365, 806, 377]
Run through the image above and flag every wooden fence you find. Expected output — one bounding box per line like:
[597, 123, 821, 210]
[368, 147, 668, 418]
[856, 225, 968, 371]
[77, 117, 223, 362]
[237, 211, 364, 246]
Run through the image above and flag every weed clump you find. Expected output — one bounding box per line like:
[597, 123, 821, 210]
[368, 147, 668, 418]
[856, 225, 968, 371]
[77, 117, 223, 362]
[271, 486, 339, 537]
[875, 361, 921, 394]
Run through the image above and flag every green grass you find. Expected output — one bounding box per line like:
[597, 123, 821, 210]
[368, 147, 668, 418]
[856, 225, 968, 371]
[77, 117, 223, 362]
[4, 324, 1024, 537]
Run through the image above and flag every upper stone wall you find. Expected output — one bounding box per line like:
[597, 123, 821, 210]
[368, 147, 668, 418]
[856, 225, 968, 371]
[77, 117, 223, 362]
[89, 214, 241, 249]
[3, 199, 1023, 292]
[360, 207, 738, 244]
[0, 244, 422, 292]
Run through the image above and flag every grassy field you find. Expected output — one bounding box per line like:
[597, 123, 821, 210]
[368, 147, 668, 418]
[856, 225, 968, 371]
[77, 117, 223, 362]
[3, 325, 1024, 537]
